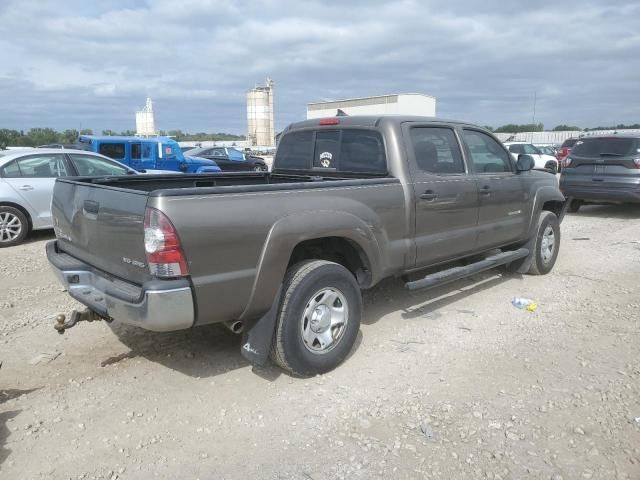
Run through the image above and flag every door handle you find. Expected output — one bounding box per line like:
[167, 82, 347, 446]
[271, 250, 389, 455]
[592, 178, 604, 182]
[18, 185, 34, 191]
[480, 186, 492, 195]
[420, 190, 437, 201]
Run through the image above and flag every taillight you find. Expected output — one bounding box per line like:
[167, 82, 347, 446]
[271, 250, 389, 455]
[144, 207, 189, 278]
[634, 158, 640, 168]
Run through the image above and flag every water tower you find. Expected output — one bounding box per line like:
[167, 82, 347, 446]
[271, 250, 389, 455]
[246, 78, 275, 147]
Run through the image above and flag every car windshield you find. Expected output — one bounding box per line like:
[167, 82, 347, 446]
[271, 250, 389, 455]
[571, 137, 638, 158]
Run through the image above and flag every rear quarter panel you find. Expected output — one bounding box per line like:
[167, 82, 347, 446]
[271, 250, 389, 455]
[151, 180, 408, 325]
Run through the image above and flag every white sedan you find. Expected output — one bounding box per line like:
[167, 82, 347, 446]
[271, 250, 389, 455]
[503, 142, 559, 173]
[0, 148, 167, 247]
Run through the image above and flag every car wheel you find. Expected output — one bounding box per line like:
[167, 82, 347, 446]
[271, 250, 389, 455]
[270, 260, 362, 377]
[253, 164, 267, 172]
[568, 199, 582, 213]
[505, 211, 560, 275]
[545, 161, 558, 174]
[0, 206, 29, 247]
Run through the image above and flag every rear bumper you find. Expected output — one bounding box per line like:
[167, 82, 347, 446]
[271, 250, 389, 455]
[561, 186, 640, 203]
[46, 241, 194, 332]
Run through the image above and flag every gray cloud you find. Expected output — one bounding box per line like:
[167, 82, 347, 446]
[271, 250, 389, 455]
[0, 0, 638, 133]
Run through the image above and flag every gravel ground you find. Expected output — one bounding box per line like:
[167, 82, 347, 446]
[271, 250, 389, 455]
[1, 205, 639, 480]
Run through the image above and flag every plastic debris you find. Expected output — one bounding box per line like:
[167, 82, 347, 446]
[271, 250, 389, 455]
[511, 297, 538, 312]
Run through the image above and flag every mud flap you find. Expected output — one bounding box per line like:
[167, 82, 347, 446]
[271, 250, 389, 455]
[239, 287, 282, 365]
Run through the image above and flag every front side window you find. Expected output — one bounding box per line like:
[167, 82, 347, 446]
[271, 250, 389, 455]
[410, 127, 465, 175]
[69, 154, 129, 176]
[462, 130, 513, 173]
[13, 154, 67, 178]
[98, 143, 125, 160]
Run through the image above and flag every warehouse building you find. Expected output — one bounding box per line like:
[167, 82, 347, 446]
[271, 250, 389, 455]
[306, 93, 436, 119]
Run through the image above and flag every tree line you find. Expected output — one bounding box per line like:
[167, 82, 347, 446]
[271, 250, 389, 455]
[0, 128, 245, 148]
[484, 123, 640, 133]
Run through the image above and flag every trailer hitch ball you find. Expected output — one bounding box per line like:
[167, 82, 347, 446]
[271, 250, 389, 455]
[54, 314, 67, 334]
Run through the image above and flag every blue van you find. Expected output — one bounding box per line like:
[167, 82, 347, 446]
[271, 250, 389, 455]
[77, 136, 221, 173]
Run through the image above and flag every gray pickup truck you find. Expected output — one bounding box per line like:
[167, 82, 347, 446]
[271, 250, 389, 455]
[47, 116, 567, 376]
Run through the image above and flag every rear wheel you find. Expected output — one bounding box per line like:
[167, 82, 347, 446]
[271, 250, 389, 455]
[270, 260, 362, 376]
[568, 199, 582, 213]
[0, 206, 29, 247]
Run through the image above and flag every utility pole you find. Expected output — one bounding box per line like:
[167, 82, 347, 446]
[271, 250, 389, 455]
[532, 91, 537, 126]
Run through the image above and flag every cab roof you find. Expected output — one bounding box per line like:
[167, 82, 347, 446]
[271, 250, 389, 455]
[284, 115, 477, 132]
[78, 135, 177, 143]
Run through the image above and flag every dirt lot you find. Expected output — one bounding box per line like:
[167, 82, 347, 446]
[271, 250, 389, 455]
[1, 205, 639, 480]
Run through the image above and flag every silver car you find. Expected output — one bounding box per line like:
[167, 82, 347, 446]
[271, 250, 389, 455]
[0, 148, 142, 247]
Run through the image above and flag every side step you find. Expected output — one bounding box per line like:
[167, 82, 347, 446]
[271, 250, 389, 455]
[404, 248, 529, 291]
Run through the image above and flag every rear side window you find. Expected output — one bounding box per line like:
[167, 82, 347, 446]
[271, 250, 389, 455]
[571, 137, 638, 158]
[11, 154, 68, 178]
[276, 130, 314, 170]
[69, 154, 129, 176]
[277, 129, 386, 174]
[99, 143, 125, 159]
[1, 160, 21, 178]
[131, 143, 141, 160]
[410, 127, 465, 174]
[561, 138, 577, 148]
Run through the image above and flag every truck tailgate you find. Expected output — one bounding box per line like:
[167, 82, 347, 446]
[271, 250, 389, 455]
[51, 179, 151, 285]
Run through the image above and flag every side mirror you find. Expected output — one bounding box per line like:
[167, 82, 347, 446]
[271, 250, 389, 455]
[517, 154, 535, 172]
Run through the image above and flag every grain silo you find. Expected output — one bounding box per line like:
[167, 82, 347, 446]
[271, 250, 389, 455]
[246, 78, 275, 147]
[135, 97, 157, 136]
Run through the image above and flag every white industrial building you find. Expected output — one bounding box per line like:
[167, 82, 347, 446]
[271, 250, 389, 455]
[247, 78, 275, 147]
[307, 93, 436, 119]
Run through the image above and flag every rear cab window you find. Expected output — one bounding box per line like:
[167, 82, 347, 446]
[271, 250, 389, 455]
[276, 129, 387, 175]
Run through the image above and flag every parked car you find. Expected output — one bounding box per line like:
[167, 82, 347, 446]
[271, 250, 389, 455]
[560, 135, 640, 212]
[556, 138, 578, 168]
[534, 144, 557, 157]
[47, 115, 567, 376]
[187, 147, 268, 172]
[503, 142, 559, 173]
[77, 136, 221, 174]
[0, 149, 160, 247]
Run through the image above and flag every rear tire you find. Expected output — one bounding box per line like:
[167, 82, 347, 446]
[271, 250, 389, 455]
[568, 199, 582, 213]
[270, 260, 362, 377]
[0, 206, 29, 247]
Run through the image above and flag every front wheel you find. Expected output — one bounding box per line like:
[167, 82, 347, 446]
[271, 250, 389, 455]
[568, 199, 582, 213]
[506, 211, 560, 275]
[253, 164, 267, 172]
[270, 260, 362, 376]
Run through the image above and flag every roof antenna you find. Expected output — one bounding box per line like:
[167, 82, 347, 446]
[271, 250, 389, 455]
[336, 109, 348, 116]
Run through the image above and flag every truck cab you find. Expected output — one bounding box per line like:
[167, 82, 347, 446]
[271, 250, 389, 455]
[76, 136, 221, 174]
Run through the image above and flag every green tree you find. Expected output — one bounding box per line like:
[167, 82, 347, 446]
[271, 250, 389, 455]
[494, 123, 544, 133]
[80, 128, 94, 135]
[61, 129, 79, 143]
[552, 125, 581, 131]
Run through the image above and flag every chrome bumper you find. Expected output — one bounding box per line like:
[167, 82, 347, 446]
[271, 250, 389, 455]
[46, 241, 194, 332]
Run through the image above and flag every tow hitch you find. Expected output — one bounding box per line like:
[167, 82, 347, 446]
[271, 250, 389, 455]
[54, 308, 110, 334]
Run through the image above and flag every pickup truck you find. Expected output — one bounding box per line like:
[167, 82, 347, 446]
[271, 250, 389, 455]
[47, 116, 567, 376]
[76, 135, 222, 174]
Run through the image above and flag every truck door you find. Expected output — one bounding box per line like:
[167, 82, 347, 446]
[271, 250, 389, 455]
[460, 128, 529, 250]
[404, 124, 479, 266]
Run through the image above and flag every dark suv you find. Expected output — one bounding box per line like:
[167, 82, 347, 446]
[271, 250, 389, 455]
[559, 135, 640, 212]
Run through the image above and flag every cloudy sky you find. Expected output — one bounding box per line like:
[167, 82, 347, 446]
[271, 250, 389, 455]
[1, 0, 638, 134]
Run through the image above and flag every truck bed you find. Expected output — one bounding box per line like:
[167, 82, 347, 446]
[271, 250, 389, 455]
[77, 171, 394, 195]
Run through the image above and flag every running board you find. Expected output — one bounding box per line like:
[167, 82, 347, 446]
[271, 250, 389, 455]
[404, 248, 530, 291]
